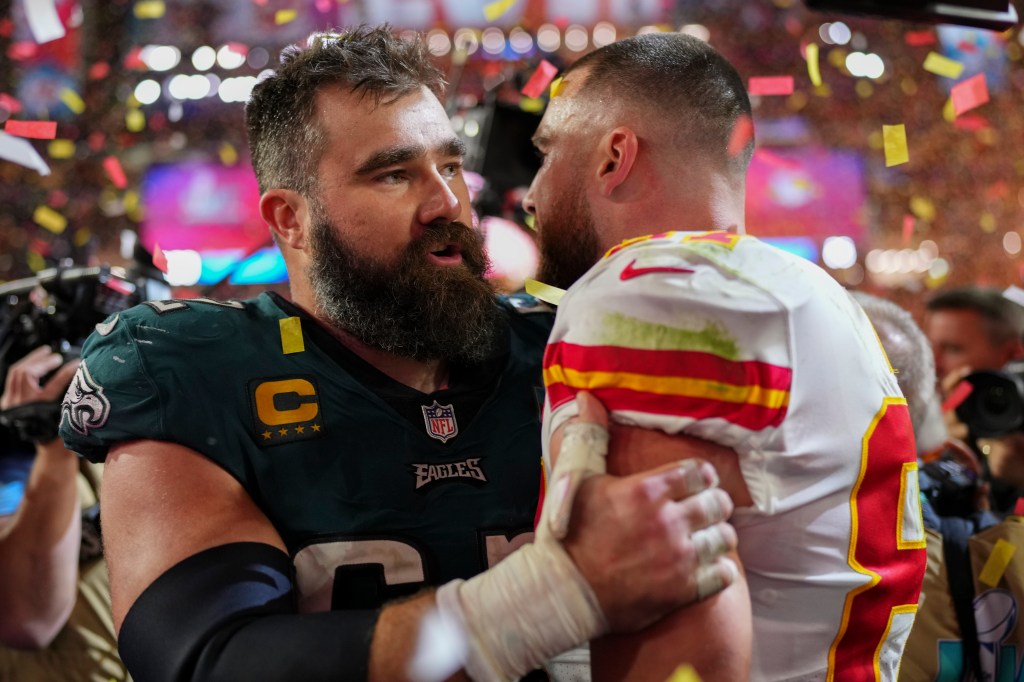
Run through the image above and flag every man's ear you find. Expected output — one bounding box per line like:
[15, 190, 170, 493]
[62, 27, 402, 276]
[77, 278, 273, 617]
[259, 189, 307, 250]
[595, 126, 639, 198]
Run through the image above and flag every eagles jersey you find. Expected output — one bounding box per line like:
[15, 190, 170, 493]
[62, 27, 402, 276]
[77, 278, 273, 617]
[542, 232, 927, 682]
[60, 291, 552, 612]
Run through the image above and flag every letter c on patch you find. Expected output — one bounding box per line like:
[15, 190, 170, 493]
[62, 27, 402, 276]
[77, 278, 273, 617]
[255, 379, 319, 425]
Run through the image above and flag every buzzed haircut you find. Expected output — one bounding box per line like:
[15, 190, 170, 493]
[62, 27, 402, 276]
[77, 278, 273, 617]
[245, 25, 446, 197]
[927, 286, 1024, 345]
[565, 32, 754, 175]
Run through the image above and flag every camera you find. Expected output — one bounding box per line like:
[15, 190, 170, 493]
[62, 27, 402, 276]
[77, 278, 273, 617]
[954, 360, 1024, 438]
[920, 451, 980, 517]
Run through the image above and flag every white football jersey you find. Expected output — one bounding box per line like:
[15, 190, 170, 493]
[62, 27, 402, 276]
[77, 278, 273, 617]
[542, 232, 927, 682]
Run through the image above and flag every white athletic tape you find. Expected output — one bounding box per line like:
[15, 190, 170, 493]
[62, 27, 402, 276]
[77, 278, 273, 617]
[544, 421, 608, 541]
[695, 557, 739, 601]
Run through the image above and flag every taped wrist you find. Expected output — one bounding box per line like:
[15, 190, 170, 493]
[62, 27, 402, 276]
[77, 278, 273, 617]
[119, 542, 380, 682]
[435, 539, 607, 682]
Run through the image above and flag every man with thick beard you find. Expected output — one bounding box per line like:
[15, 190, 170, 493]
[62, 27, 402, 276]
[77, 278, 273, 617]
[527, 33, 926, 681]
[58, 26, 740, 682]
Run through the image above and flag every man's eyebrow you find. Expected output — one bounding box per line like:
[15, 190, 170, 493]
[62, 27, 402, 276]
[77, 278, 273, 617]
[354, 138, 467, 177]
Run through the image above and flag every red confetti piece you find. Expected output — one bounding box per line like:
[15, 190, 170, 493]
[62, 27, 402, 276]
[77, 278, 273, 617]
[902, 215, 915, 244]
[985, 181, 1009, 200]
[954, 113, 989, 131]
[315, 0, 331, 10]
[521, 60, 559, 99]
[103, 156, 128, 189]
[30, 238, 52, 257]
[904, 30, 936, 46]
[727, 114, 754, 156]
[753, 148, 800, 170]
[942, 380, 974, 413]
[87, 131, 106, 151]
[748, 76, 794, 96]
[7, 41, 38, 61]
[957, 40, 979, 53]
[0, 18, 13, 38]
[227, 42, 249, 57]
[89, 61, 111, 80]
[0, 93, 22, 114]
[951, 73, 989, 117]
[1014, 497, 1024, 517]
[123, 46, 146, 70]
[152, 243, 169, 273]
[4, 120, 57, 139]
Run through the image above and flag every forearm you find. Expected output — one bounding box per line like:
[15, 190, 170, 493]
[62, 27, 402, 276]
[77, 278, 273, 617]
[370, 591, 469, 682]
[0, 440, 81, 648]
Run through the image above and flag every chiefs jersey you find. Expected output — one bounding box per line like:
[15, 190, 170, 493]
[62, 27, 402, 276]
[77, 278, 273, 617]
[60, 291, 551, 612]
[542, 232, 927, 681]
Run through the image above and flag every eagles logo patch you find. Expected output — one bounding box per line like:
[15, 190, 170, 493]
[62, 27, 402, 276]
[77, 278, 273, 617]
[61, 360, 111, 436]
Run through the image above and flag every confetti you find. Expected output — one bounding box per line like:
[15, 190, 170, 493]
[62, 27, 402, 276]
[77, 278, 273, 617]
[134, 1, 166, 19]
[667, 664, 702, 682]
[519, 97, 544, 113]
[1014, 497, 1024, 516]
[979, 539, 1016, 588]
[727, 114, 754, 156]
[549, 76, 564, 98]
[904, 30, 937, 46]
[33, 205, 67, 234]
[219, 142, 238, 166]
[942, 380, 974, 413]
[882, 124, 909, 167]
[806, 43, 822, 87]
[59, 88, 85, 114]
[521, 60, 558, 99]
[483, 0, 518, 22]
[126, 109, 145, 132]
[48, 139, 75, 158]
[24, 0, 66, 44]
[0, 131, 51, 175]
[902, 215, 915, 244]
[923, 52, 965, 79]
[279, 317, 305, 354]
[910, 196, 936, 222]
[103, 156, 128, 189]
[73, 228, 92, 247]
[275, 9, 298, 24]
[89, 61, 111, 80]
[152, 243, 168, 273]
[0, 93, 22, 114]
[4, 120, 57, 139]
[524, 279, 565, 306]
[942, 97, 956, 123]
[951, 74, 989, 117]
[748, 76, 794, 96]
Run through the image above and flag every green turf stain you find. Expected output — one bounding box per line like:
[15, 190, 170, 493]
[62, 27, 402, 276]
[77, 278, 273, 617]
[598, 311, 740, 359]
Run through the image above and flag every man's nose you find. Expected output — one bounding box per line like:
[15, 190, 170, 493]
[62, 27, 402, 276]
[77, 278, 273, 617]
[521, 183, 537, 216]
[418, 172, 462, 225]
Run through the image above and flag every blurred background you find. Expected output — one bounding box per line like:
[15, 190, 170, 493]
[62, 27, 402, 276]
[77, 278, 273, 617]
[1, 0, 1022, 318]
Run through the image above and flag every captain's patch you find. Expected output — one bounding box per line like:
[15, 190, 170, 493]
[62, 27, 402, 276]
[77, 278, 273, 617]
[61, 360, 111, 436]
[249, 376, 325, 447]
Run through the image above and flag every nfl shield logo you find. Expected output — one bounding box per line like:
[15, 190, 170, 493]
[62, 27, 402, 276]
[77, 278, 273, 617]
[421, 400, 458, 443]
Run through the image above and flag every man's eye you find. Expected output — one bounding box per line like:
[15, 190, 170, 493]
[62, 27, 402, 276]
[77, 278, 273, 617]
[378, 171, 406, 184]
[441, 162, 462, 177]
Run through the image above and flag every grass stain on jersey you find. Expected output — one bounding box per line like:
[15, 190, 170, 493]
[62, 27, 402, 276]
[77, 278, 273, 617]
[598, 311, 740, 358]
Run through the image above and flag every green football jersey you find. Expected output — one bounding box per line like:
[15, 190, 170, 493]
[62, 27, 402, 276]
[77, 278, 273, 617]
[60, 292, 553, 610]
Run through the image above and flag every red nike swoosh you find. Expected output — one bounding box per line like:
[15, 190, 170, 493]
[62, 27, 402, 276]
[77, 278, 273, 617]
[619, 259, 695, 281]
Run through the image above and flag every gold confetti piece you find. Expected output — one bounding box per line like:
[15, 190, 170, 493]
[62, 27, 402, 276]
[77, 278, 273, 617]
[34, 205, 67, 234]
[27, 251, 46, 273]
[923, 52, 965, 79]
[524, 279, 565, 306]
[943, 97, 956, 123]
[219, 142, 238, 166]
[48, 139, 75, 158]
[133, 0, 166, 19]
[484, 0, 517, 21]
[60, 88, 85, 114]
[666, 664, 702, 682]
[806, 43, 822, 87]
[855, 80, 873, 99]
[980, 539, 1016, 587]
[910, 196, 936, 222]
[549, 76, 564, 98]
[524, 214, 536, 231]
[73, 228, 91, 247]
[519, 97, 544, 113]
[126, 109, 145, 132]
[980, 212, 997, 233]
[280, 317, 305, 354]
[882, 124, 909, 167]
[124, 190, 139, 214]
[275, 9, 298, 24]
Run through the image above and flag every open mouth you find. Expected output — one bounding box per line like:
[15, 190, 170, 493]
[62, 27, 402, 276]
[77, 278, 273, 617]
[427, 243, 463, 266]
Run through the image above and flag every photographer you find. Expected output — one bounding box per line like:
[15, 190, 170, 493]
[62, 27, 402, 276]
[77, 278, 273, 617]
[925, 286, 1024, 507]
[0, 346, 127, 680]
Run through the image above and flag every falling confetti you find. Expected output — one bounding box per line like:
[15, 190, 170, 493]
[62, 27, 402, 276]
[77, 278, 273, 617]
[748, 76, 794, 96]
[483, 0, 518, 22]
[4, 120, 57, 139]
[951, 73, 989, 116]
[923, 52, 964, 79]
[882, 124, 909, 167]
[521, 60, 558, 99]
[805, 43, 822, 87]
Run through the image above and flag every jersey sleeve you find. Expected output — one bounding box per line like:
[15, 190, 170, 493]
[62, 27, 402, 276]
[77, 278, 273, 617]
[541, 232, 797, 513]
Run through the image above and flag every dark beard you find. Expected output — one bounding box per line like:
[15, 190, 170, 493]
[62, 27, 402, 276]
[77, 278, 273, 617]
[535, 185, 604, 291]
[307, 217, 503, 364]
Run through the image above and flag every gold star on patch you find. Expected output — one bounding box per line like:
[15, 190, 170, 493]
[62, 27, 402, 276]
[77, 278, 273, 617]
[262, 431, 272, 440]
[279, 427, 289, 436]
[312, 423, 321, 432]
[295, 425, 305, 434]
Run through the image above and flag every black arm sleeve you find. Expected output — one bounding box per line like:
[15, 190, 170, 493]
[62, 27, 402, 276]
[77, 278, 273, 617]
[118, 542, 381, 682]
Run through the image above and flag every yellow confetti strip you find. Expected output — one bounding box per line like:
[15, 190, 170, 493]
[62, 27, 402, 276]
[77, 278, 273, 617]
[134, 1, 166, 19]
[980, 212, 997, 233]
[483, 0, 517, 22]
[855, 80, 873, 99]
[60, 88, 85, 114]
[524, 279, 565, 306]
[979, 539, 1016, 587]
[519, 97, 544, 113]
[34, 205, 67, 234]
[27, 252, 46, 273]
[48, 139, 75, 159]
[666, 664, 702, 682]
[524, 214, 536, 231]
[549, 76, 564, 98]
[942, 97, 956, 123]
[280, 317, 305, 354]
[73, 228, 92, 247]
[126, 109, 146, 132]
[910, 196, 936, 222]
[923, 52, 965, 79]
[275, 9, 298, 24]
[806, 43, 822, 87]
[882, 124, 909, 167]
[219, 142, 238, 166]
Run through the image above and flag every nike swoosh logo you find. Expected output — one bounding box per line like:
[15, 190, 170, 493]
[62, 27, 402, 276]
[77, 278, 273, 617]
[619, 259, 695, 281]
